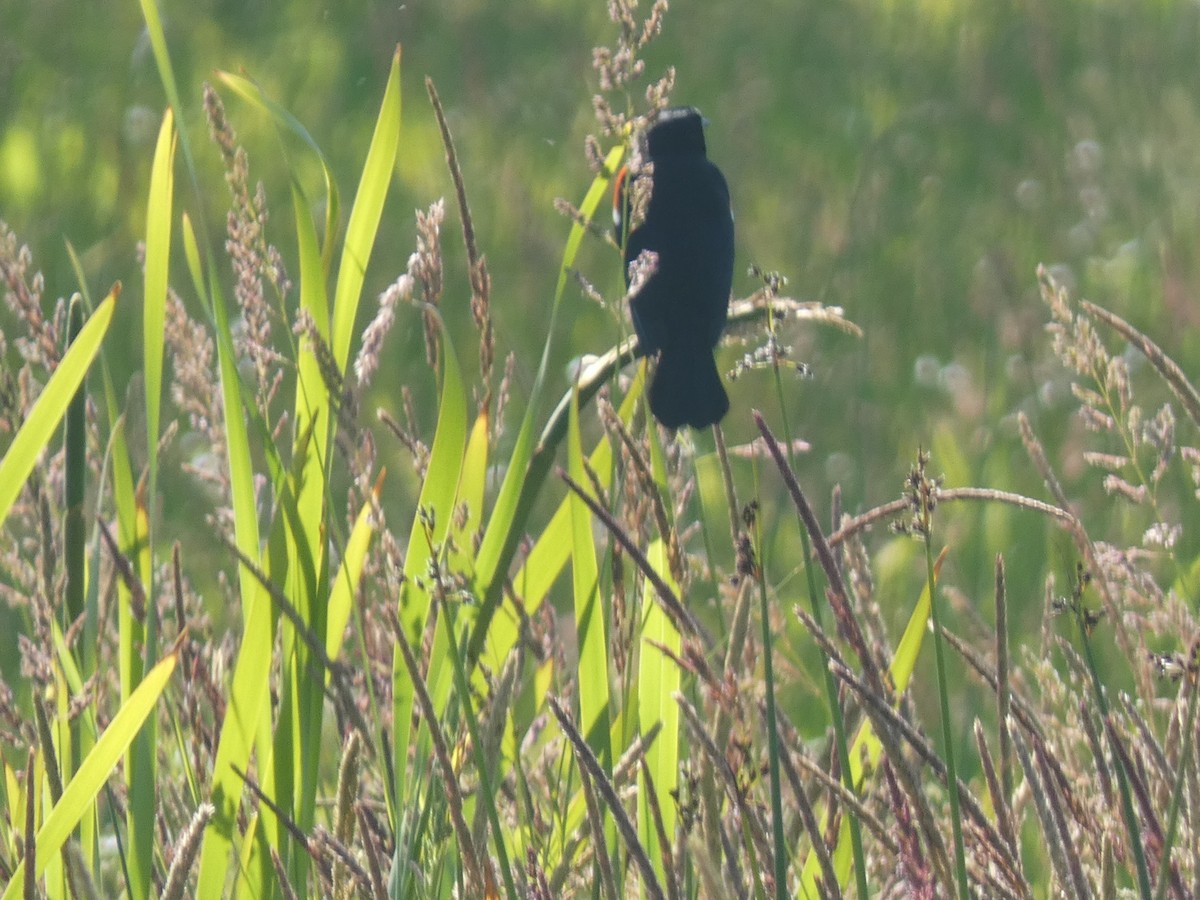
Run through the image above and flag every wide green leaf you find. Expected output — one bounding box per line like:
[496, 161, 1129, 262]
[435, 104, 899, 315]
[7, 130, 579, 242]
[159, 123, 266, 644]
[637, 538, 680, 884]
[568, 387, 611, 761]
[331, 45, 402, 372]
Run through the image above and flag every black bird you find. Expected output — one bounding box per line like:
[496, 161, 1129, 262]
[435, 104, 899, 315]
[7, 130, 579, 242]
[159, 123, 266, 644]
[614, 106, 734, 429]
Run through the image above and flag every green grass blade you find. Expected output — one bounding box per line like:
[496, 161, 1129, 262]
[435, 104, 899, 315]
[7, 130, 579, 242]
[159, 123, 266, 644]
[124, 511, 156, 900]
[134, 0, 182, 119]
[216, 72, 341, 272]
[331, 45, 401, 372]
[180, 212, 205, 305]
[449, 412, 490, 580]
[143, 106, 175, 511]
[0, 286, 117, 526]
[134, 0, 199, 185]
[120, 499, 151, 688]
[467, 144, 625, 664]
[60, 293, 94, 856]
[289, 178, 328, 338]
[327, 477, 382, 664]
[194, 234, 271, 896]
[283, 178, 333, 871]
[240, 488, 297, 896]
[392, 320, 468, 807]
[121, 107, 175, 900]
[467, 389, 540, 655]
[637, 538, 680, 885]
[2, 646, 179, 900]
[286, 177, 331, 619]
[549, 143, 625, 347]
[97, 319, 138, 882]
[423, 411, 491, 722]
[481, 369, 644, 676]
[182, 218, 262, 613]
[567, 388, 611, 762]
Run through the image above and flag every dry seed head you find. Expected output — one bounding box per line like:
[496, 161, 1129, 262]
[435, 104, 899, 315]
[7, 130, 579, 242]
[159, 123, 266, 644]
[1104, 355, 1131, 414]
[627, 157, 653, 232]
[203, 83, 236, 165]
[1081, 451, 1130, 471]
[355, 273, 413, 389]
[1181, 445, 1200, 498]
[411, 200, 446, 369]
[1145, 403, 1175, 483]
[0, 222, 58, 369]
[1102, 474, 1147, 504]
[584, 135, 606, 174]
[1141, 522, 1180, 549]
[1076, 404, 1116, 433]
[625, 248, 658, 301]
[644, 66, 675, 111]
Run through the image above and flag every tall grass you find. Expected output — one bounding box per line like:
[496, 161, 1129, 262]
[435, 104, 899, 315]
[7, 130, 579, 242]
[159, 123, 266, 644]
[3, 1, 1200, 898]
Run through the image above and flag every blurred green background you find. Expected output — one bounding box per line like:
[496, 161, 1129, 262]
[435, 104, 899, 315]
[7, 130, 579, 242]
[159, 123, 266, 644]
[5, 1, 1200, 712]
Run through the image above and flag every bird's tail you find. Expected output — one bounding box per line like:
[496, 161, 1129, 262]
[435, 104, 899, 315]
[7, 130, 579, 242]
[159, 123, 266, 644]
[649, 348, 729, 429]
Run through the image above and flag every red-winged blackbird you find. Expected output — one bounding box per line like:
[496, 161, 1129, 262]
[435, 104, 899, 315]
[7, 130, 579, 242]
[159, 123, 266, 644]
[614, 106, 734, 429]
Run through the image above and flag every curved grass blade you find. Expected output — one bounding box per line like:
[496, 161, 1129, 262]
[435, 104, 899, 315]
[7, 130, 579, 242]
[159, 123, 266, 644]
[392, 317, 468, 806]
[449, 412, 490, 581]
[327, 474, 383, 664]
[122, 107, 176, 900]
[216, 72, 341, 272]
[423, 411, 492, 719]
[331, 45, 402, 372]
[134, 0, 200, 185]
[468, 144, 626, 664]
[480, 360, 644, 681]
[96, 313, 138, 881]
[193, 225, 271, 895]
[281, 178, 334, 868]
[0, 285, 117, 526]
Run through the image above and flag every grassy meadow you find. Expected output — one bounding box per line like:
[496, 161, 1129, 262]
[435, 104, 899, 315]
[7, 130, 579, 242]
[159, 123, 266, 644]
[3, 0, 1200, 896]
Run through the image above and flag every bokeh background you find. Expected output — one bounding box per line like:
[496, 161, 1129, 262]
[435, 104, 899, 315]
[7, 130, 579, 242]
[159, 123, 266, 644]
[5, 0, 1200, 723]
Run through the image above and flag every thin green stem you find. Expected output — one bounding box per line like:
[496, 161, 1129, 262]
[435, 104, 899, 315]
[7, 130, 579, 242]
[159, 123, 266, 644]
[922, 522, 969, 900]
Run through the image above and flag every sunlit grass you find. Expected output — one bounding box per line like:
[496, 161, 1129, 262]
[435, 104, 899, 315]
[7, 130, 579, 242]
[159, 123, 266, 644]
[4, 1, 1200, 898]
